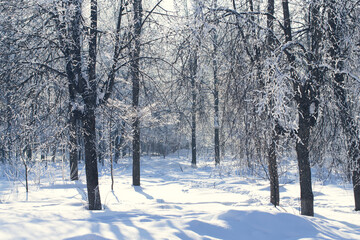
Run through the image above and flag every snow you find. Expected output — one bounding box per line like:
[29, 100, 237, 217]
[0, 153, 359, 240]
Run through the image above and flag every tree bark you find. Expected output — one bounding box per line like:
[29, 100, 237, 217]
[190, 52, 197, 167]
[131, 0, 142, 186]
[25, 161, 28, 193]
[83, 107, 101, 210]
[120, 122, 126, 157]
[114, 125, 120, 164]
[62, 0, 83, 181]
[282, 0, 314, 216]
[212, 0, 220, 166]
[81, 0, 102, 210]
[98, 121, 105, 166]
[69, 107, 79, 180]
[268, 129, 279, 206]
[266, 0, 279, 207]
[58, 0, 128, 210]
[296, 95, 314, 216]
[109, 115, 114, 191]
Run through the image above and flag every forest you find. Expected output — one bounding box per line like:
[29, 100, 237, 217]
[1, 0, 360, 237]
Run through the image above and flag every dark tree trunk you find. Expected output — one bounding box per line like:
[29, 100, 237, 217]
[120, 121, 126, 157]
[51, 146, 57, 162]
[81, 0, 102, 210]
[353, 171, 360, 211]
[328, 0, 360, 211]
[266, 0, 279, 207]
[190, 52, 197, 167]
[131, 0, 142, 186]
[69, 107, 79, 180]
[98, 123, 105, 167]
[191, 104, 196, 167]
[296, 94, 314, 216]
[214, 119, 220, 165]
[83, 107, 101, 210]
[132, 117, 140, 186]
[58, 0, 112, 210]
[282, 0, 314, 216]
[60, 0, 83, 181]
[268, 130, 279, 206]
[212, 0, 220, 166]
[25, 161, 28, 193]
[266, 0, 275, 47]
[108, 116, 114, 191]
[5, 93, 12, 163]
[23, 144, 31, 193]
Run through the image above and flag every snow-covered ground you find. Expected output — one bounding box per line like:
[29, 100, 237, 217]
[0, 152, 359, 240]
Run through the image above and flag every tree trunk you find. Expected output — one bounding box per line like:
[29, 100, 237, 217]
[58, 0, 103, 210]
[212, 0, 220, 166]
[83, 108, 101, 210]
[282, 0, 314, 216]
[109, 115, 114, 191]
[82, 0, 102, 210]
[51, 146, 57, 162]
[69, 107, 79, 181]
[191, 105, 196, 167]
[25, 161, 28, 193]
[190, 52, 197, 167]
[296, 95, 314, 216]
[98, 122, 105, 167]
[120, 121, 126, 157]
[5, 93, 12, 164]
[131, 0, 142, 186]
[266, 0, 280, 207]
[353, 171, 360, 210]
[132, 117, 140, 186]
[268, 129, 279, 206]
[61, 0, 83, 181]
[23, 145, 31, 193]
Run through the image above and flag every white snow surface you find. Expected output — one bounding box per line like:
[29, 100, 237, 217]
[0, 152, 359, 240]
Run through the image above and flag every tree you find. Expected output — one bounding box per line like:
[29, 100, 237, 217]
[327, 0, 360, 211]
[210, 0, 220, 165]
[281, 0, 319, 216]
[53, 0, 130, 209]
[131, 0, 143, 186]
[266, 0, 280, 207]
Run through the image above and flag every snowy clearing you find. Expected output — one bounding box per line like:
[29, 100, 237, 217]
[0, 154, 359, 240]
